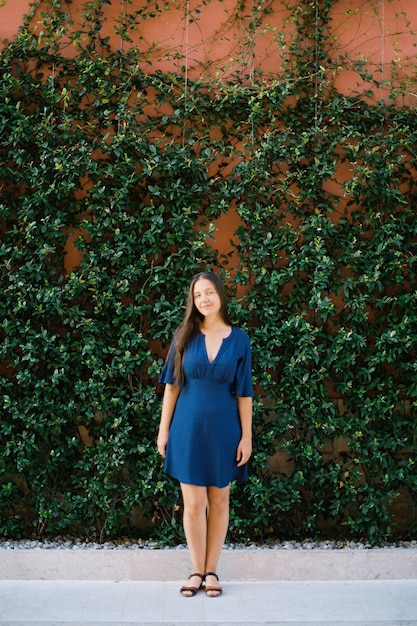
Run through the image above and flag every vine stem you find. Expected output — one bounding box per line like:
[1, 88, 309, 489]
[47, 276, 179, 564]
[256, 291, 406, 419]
[182, 0, 190, 147]
[314, 0, 319, 129]
[380, 0, 385, 102]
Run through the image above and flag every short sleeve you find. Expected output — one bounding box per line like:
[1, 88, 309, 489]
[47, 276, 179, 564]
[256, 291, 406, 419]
[158, 344, 175, 385]
[234, 331, 254, 397]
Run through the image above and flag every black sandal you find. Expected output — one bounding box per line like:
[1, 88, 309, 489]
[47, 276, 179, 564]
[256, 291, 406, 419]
[204, 571, 222, 597]
[180, 572, 204, 597]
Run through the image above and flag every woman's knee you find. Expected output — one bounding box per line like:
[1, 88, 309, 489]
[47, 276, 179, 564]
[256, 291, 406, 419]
[207, 485, 230, 511]
[181, 484, 208, 515]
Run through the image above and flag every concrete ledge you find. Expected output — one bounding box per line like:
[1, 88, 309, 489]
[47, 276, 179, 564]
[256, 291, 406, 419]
[1, 548, 416, 581]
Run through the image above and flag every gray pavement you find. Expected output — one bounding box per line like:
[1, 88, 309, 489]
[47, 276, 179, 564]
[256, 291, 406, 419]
[1, 579, 417, 625]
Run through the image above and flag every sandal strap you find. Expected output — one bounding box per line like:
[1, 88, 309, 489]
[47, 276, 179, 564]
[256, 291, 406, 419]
[189, 572, 204, 581]
[204, 571, 219, 581]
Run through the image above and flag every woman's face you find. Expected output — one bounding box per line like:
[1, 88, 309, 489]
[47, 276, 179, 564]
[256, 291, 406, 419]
[193, 278, 222, 318]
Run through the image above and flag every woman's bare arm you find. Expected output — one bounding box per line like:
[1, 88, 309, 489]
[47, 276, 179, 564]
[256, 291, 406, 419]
[157, 383, 181, 457]
[236, 396, 253, 467]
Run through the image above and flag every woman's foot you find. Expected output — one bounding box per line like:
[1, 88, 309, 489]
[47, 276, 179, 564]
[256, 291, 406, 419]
[204, 572, 222, 597]
[180, 573, 204, 597]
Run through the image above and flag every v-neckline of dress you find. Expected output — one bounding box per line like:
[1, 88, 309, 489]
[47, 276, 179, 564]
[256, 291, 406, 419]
[200, 327, 233, 364]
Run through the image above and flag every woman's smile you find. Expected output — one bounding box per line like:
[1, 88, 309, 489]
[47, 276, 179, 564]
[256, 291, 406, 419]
[193, 278, 222, 317]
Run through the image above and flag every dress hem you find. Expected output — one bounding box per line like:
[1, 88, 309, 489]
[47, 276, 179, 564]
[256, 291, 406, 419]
[164, 470, 248, 489]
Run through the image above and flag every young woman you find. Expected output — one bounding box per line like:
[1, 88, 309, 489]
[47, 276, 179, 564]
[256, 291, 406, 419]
[157, 271, 253, 597]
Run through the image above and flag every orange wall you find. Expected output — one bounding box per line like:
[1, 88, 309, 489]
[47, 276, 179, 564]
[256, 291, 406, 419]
[2, 0, 417, 266]
[0, 0, 29, 36]
[2, 0, 417, 93]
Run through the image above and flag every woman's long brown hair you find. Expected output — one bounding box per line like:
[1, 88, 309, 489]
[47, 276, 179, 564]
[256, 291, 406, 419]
[171, 272, 232, 385]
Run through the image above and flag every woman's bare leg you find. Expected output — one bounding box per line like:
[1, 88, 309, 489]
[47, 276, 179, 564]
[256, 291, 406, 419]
[180, 483, 208, 595]
[205, 484, 230, 596]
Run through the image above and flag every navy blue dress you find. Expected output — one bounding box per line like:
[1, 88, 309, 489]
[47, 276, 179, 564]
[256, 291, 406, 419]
[159, 327, 253, 488]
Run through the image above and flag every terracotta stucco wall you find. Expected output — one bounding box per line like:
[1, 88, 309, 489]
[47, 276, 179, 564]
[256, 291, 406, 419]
[1, 0, 416, 265]
[2, 1, 417, 92]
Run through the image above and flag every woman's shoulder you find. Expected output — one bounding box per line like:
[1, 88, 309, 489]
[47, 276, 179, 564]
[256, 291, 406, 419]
[231, 326, 251, 344]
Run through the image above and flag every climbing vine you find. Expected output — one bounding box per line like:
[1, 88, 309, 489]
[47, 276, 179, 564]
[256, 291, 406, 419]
[1, 0, 417, 544]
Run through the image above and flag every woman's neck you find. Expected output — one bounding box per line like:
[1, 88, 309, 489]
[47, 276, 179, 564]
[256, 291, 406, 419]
[200, 314, 229, 332]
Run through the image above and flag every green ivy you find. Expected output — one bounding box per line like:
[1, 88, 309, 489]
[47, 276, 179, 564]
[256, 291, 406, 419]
[1, 0, 417, 544]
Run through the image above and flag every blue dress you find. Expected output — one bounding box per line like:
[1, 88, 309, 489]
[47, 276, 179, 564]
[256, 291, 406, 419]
[159, 327, 253, 488]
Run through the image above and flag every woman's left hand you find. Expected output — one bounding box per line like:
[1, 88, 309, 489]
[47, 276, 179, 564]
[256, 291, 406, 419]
[236, 437, 252, 467]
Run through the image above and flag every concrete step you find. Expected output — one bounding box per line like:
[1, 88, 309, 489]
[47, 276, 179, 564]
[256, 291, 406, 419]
[1, 547, 417, 581]
[1, 580, 417, 625]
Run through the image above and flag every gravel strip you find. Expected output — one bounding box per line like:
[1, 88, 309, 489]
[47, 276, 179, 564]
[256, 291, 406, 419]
[1, 538, 416, 551]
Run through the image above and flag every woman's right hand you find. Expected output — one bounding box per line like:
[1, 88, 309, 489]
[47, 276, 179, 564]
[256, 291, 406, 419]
[157, 384, 179, 458]
[157, 431, 168, 458]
